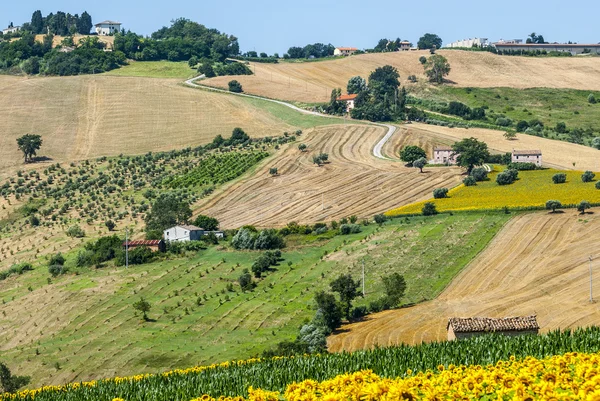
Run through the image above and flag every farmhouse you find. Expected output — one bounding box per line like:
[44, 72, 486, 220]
[432, 146, 458, 165]
[334, 47, 358, 56]
[447, 316, 539, 341]
[2, 24, 20, 35]
[512, 149, 542, 166]
[94, 20, 122, 36]
[400, 41, 411, 51]
[164, 225, 224, 242]
[494, 42, 600, 55]
[446, 38, 490, 48]
[337, 94, 358, 111]
[123, 240, 166, 253]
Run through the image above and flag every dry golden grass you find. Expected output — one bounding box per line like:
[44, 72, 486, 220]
[0, 75, 297, 176]
[32, 34, 115, 49]
[203, 51, 600, 103]
[196, 125, 462, 228]
[410, 123, 600, 171]
[328, 211, 600, 351]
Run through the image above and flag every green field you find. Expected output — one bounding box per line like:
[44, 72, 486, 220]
[411, 86, 600, 140]
[0, 213, 506, 386]
[389, 168, 600, 215]
[104, 61, 197, 79]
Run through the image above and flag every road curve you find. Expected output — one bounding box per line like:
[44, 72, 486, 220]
[184, 76, 397, 160]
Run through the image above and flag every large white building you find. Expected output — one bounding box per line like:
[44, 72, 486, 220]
[446, 38, 489, 48]
[2, 24, 20, 35]
[94, 20, 122, 36]
[334, 47, 358, 56]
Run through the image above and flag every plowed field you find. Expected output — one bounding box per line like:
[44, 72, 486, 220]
[203, 51, 600, 103]
[328, 212, 600, 351]
[197, 125, 462, 228]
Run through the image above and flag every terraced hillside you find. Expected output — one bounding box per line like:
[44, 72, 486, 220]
[197, 125, 462, 228]
[328, 212, 600, 351]
[203, 51, 600, 103]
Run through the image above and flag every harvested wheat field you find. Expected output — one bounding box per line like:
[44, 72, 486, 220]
[412, 123, 600, 171]
[328, 212, 600, 352]
[196, 125, 462, 228]
[0, 75, 299, 174]
[203, 51, 600, 103]
[32, 34, 115, 49]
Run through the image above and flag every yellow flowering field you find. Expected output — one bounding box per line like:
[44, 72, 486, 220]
[388, 168, 600, 216]
[194, 352, 600, 401]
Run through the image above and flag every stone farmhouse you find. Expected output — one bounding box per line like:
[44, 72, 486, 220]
[432, 146, 458, 165]
[512, 149, 542, 166]
[95, 20, 122, 36]
[337, 94, 358, 111]
[334, 47, 358, 56]
[447, 316, 539, 341]
[164, 225, 224, 242]
[123, 240, 166, 253]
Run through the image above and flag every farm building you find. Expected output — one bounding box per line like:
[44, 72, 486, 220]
[512, 149, 542, 166]
[447, 316, 539, 341]
[2, 24, 20, 35]
[432, 146, 458, 165]
[446, 38, 490, 48]
[95, 20, 122, 36]
[494, 42, 600, 55]
[400, 41, 411, 51]
[164, 225, 224, 242]
[337, 94, 358, 111]
[123, 240, 166, 253]
[334, 47, 358, 56]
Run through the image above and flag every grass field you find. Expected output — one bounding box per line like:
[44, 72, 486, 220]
[0, 214, 503, 387]
[104, 61, 197, 79]
[197, 125, 463, 228]
[412, 86, 600, 133]
[202, 50, 600, 103]
[388, 168, 600, 215]
[328, 211, 600, 351]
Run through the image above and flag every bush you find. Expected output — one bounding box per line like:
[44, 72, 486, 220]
[48, 265, 68, 277]
[49, 253, 65, 267]
[582, 171, 596, 183]
[350, 306, 369, 320]
[516, 120, 530, 132]
[66, 225, 85, 238]
[592, 137, 600, 150]
[339, 224, 362, 235]
[373, 214, 387, 225]
[596, 181, 600, 190]
[433, 188, 448, 199]
[552, 173, 567, 184]
[589, 94, 597, 104]
[228, 80, 243, 93]
[422, 202, 438, 216]
[368, 297, 393, 313]
[419, 56, 427, 64]
[495, 117, 512, 127]
[507, 162, 537, 171]
[545, 200, 562, 213]
[496, 170, 518, 185]
[471, 167, 488, 181]
[578, 200, 592, 214]
[463, 176, 476, 186]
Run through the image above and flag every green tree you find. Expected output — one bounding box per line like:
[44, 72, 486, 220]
[298, 144, 307, 152]
[504, 131, 517, 140]
[419, 56, 427, 64]
[228, 80, 243, 93]
[422, 202, 438, 216]
[433, 188, 448, 199]
[325, 88, 345, 115]
[382, 273, 407, 307]
[424, 55, 451, 84]
[588, 94, 597, 104]
[314, 291, 342, 332]
[373, 214, 387, 225]
[330, 274, 361, 320]
[0, 362, 30, 393]
[49, 253, 65, 267]
[545, 200, 562, 213]
[452, 137, 490, 174]
[238, 269, 255, 291]
[198, 59, 216, 77]
[399, 145, 426, 166]
[578, 200, 591, 214]
[133, 297, 151, 321]
[16, 134, 43, 163]
[145, 193, 192, 235]
[552, 173, 567, 184]
[413, 157, 427, 173]
[347, 76, 367, 94]
[105, 220, 116, 231]
[193, 215, 219, 231]
[417, 33, 443, 50]
[78, 11, 93, 34]
[269, 167, 278, 176]
[592, 137, 600, 150]
[582, 171, 596, 183]
[188, 56, 199, 67]
[30, 10, 43, 34]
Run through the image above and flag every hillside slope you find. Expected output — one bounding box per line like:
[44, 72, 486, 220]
[203, 50, 600, 103]
[328, 212, 600, 351]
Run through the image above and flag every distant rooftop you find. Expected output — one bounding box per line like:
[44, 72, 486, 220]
[336, 47, 358, 51]
[337, 94, 358, 101]
[95, 21, 122, 26]
[513, 149, 542, 156]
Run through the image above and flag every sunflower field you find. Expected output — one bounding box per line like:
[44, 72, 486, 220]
[387, 168, 600, 216]
[3, 327, 600, 401]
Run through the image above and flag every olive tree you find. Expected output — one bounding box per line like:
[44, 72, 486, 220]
[413, 157, 427, 173]
[423, 55, 451, 84]
[545, 200, 562, 213]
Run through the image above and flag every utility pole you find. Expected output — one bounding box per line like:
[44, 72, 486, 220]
[590, 255, 594, 303]
[125, 228, 129, 269]
[362, 259, 365, 296]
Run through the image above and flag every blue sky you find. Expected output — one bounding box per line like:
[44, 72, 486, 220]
[1, 0, 598, 54]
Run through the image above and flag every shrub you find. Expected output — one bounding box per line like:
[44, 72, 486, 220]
[368, 297, 393, 313]
[470, 167, 488, 181]
[350, 306, 369, 320]
[339, 224, 361, 235]
[545, 200, 562, 213]
[596, 181, 600, 190]
[552, 173, 567, 184]
[105, 220, 115, 231]
[48, 265, 68, 278]
[578, 200, 591, 214]
[433, 188, 448, 199]
[507, 162, 537, 171]
[373, 214, 387, 225]
[463, 176, 476, 186]
[422, 202, 438, 216]
[592, 137, 600, 150]
[66, 225, 85, 238]
[589, 94, 597, 104]
[419, 56, 427, 64]
[582, 171, 596, 183]
[516, 120, 529, 132]
[228, 80, 243, 93]
[269, 167, 278, 176]
[49, 253, 65, 267]
[495, 117, 512, 127]
[238, 269, 255, 291]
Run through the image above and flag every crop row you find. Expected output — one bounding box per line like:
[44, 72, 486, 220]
[3, 327, 600, 401]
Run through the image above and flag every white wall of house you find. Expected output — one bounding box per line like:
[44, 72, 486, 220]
[512, 153, 542, 166]
[95, 22, 121, 36]
[2, 26, 20, 35]
[164, 226, 200, 242]
[334, 48, 356, 56]
[433, 149, 458, 165]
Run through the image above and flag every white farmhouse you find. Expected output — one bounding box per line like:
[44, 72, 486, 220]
[2, 24, 20, 35]
[512, 150, 542, 166]
[432, 146, 458, 165]
[336, 94, 358, 111]
[334, 47, 358, 56]
[163, 225, 224, 242]
[94, 20, 122, 36]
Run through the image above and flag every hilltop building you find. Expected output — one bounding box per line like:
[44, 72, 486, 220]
[446, 38, 489, 48]
[334, 47, 358, 56]
[164, 225, 224, 242]
[447, 316, 539, 341]
[2, 24, 20, 35]
[512, 149, 542, 166]
[95, 20, 122, 35]
[494, 42, 600, 55]
[337, 94, 358, 111]
[432, 146, 458, 165]
[400, 41, 411, 51]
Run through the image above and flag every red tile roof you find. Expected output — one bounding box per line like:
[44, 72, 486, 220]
[337, 94, 358, 101]
[123, 240, 162, 247]
[448, 316, 539, 333]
